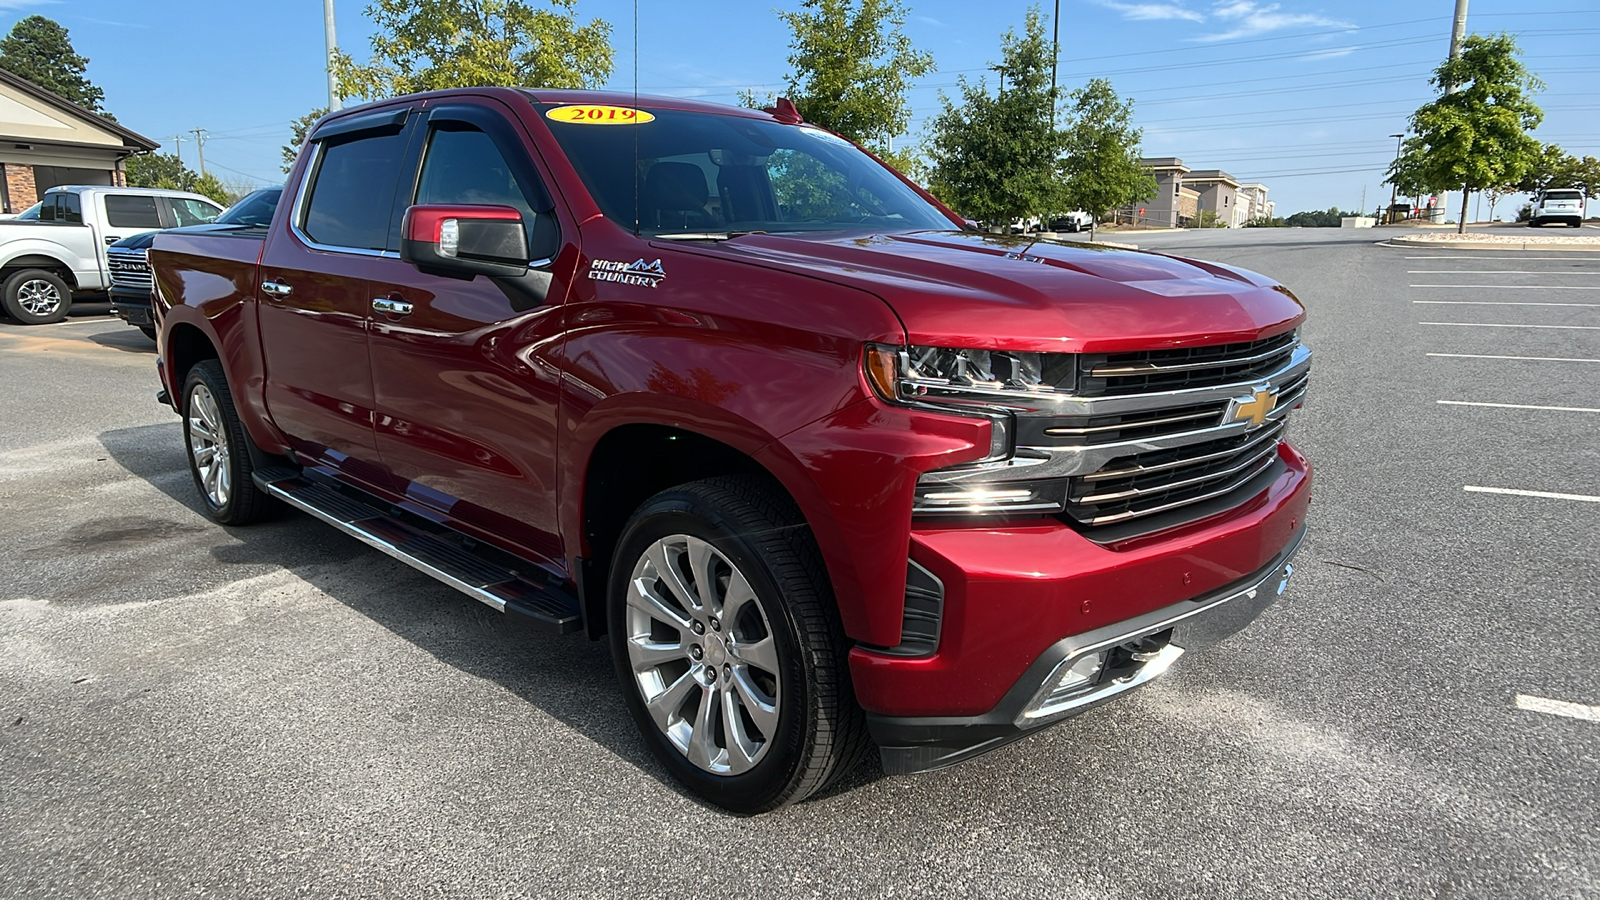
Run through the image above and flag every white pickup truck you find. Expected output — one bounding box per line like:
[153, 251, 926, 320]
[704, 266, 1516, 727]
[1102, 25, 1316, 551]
[0, 185, 223, 324]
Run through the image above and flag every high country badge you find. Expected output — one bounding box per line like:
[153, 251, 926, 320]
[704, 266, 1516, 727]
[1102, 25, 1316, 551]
[589, 258, 665, 288]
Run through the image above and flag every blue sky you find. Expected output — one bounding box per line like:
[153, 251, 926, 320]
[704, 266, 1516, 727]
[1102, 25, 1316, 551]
[19, 0, 1600, 218]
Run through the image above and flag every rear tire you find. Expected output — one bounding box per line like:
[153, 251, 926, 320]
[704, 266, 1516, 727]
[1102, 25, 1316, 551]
[182, 359, 276, 525]
[1, 268, 71, 324]
[607, 476, 869, 813]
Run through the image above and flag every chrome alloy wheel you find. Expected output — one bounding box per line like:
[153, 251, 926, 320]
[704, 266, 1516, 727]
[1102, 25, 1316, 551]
[625, 534, 782, 775]
[187, 383, 232, 509]
[16, 278, 62, 317]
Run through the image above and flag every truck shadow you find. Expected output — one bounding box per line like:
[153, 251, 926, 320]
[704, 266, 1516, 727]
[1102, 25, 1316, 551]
[98, 422, 881, 808]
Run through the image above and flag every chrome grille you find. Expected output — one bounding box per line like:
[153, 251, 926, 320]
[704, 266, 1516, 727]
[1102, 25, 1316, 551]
[1078, 330, 1298, 397]
[1065, 419, 1287, 526]
[107, 250, 152, 290]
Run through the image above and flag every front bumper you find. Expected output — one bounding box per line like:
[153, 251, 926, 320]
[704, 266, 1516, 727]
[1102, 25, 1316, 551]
[109, 287, 153, 326]
[869, 523, 1305, 774]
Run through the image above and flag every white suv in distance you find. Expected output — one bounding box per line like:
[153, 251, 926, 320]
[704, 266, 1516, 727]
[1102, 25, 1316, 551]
[1529, 189, 1587, 228]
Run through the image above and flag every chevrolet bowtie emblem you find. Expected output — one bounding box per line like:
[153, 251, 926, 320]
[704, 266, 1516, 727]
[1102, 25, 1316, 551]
[1228, 386, 1279, 427]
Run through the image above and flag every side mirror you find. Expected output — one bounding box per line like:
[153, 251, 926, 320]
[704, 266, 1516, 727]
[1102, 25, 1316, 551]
[401, 204, 532, 279]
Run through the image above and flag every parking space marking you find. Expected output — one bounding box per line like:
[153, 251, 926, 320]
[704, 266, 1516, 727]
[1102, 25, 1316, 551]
[1439, 400, 1600, 413]
[1464, 485, 1600, 503]
[1419, 322, 1600, 330]
[1410, 284, 1600, 290]
[1413, 300, 1600, 307]
[1427, 353, 1600, 363]
[1407, 270, 1600, 275]
[1405, 255, 1600, 260]
[1515, 694, 1600, 723]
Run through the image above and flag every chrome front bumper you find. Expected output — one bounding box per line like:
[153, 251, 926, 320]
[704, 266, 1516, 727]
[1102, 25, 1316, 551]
[869, 525, 1306, 774]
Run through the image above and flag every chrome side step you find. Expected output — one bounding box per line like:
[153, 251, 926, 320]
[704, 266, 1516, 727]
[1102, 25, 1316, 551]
[253, 468, 581, 633]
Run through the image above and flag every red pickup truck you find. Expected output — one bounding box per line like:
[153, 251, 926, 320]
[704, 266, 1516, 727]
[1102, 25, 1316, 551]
[150, 88, 1311, 813]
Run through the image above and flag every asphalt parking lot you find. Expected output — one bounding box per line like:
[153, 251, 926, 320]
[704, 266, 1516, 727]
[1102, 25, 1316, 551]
[2, 229, 1596, 899]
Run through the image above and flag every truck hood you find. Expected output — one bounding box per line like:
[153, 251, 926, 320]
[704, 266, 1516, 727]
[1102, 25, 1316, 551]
[669, 230, 1304, 353]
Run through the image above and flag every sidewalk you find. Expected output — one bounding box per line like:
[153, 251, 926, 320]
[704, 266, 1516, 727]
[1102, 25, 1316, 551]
[1385, 231, 1600, 251]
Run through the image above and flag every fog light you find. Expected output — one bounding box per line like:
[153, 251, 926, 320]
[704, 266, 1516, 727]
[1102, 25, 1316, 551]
[1023, 650, 1108, 720]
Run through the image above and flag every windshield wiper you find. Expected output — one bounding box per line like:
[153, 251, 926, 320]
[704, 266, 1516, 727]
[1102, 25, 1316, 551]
[651, 230, 766, 242]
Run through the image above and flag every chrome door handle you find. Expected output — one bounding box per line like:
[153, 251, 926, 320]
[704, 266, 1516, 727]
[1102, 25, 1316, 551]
[372, 297, 413, 315]
[261, 281, 293, 299]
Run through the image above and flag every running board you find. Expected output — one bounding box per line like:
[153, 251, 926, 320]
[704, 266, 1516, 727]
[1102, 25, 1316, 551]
[252, 468, 581, 634]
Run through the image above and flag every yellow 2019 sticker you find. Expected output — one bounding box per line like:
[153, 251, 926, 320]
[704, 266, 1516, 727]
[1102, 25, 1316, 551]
[546, 105, 655, 125]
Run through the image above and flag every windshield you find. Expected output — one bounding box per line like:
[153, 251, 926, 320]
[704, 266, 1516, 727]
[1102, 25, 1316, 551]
[540, 105, 955, 237]
[14, 202, 40, 220]
[216, 188, 282, 226]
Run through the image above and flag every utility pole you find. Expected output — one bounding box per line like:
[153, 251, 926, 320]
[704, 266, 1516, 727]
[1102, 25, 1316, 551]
[190, 128, 208, 176]
[1388, 132, 1405, 220]
[169, 133, 187, 167]
[1448, 0, 1469, 65]
[991, 65, 1007, 94]
[1051, 0, 1060, 103]
[324, 0, 342, 112]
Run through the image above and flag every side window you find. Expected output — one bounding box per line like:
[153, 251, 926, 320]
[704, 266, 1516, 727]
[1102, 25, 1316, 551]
[39, 194, 56, 221]
[415, 126, 536, 216]
[171, 198, 220, 226]
[103, 194, 162, 228]
[302, 129, 409, 250]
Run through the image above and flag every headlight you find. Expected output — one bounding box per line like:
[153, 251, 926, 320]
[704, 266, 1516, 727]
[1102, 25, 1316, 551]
[865, 344, 1078, 517]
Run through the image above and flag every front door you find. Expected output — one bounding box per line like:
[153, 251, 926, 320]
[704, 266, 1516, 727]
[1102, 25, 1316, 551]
[365, 101, 575, 564]
[258, 111, 413, 484]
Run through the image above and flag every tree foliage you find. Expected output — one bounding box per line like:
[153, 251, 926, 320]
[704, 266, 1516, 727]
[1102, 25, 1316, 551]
[1514, 143, 1600, 198]
[281, 108, 329, 173]
[1058, 79, 1155, 225]
[1282, 207, 1362, 228]
[0, 15, 107, 113]
[124, 153, 231, 206]
[331, 0, 613, 101]
[773, 0, 934, 174]
[1387, 33, 1544, 234]
[924, 7, 1063, 224]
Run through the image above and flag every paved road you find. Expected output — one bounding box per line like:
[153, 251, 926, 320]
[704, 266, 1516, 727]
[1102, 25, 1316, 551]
[3, 232, 1596, 899]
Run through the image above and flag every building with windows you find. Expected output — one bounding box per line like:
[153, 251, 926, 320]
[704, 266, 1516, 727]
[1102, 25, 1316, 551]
[1116, 158, 1269, 228]
[0, 69, 158, 214]
[1237, 183, 1274, 224]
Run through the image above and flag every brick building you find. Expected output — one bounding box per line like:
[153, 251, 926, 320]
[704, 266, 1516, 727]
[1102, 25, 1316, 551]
[0, 69, 158, 214]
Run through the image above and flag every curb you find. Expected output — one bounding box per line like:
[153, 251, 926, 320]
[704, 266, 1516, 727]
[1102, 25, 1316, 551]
[1383, 237, 1600, 252]
[1051, 237, 1141, 251]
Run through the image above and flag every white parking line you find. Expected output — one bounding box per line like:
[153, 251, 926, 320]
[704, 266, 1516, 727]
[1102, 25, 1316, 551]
[1407, 270, 1600, 275]
[1405, 256, 1600, 260]
[1412, 300, 1600, 307]
[1419, 322, 1600, 330]
[1515, 694, 1600, 723]
[1464, 485, 1600, 503]
[1427, 353, 1600, 363]
[1411, 284, 1600, 290]
[1439, 400, 1600, 413]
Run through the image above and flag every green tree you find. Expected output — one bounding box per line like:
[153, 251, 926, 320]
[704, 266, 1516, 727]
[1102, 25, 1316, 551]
[1514, 144, 1600, 199]
[124, 153, 232, 206]
[331, 0, 613, 101]
[772, 0, 934, 174]
[1058, 79, 1155, 240]
[1387, 33, 1544, 234]
[924, 7, 1063, 225]
[0, 15, 107, 113]
[281, 107, 328, 173]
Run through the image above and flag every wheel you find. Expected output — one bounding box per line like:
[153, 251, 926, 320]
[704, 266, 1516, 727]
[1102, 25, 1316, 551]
[1, 268, 71, 324]
[182, 359, 276, 525]
[1570, 220, 1584, 229]
[608, 476, 868, 813]
[138, 325, 157, 341]
[1529, 218, 1542, 227]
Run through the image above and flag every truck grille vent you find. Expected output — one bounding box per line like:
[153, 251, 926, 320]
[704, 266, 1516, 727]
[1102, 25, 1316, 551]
[1030, 399, 1229, 446]
[1065, 418, 1287, 527]
[108, 251, 152, 290]
[1078, 329, 1298, 397]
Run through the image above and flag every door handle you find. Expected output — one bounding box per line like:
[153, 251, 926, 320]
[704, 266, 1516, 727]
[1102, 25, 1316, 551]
[261, 281, 293, 299]
[372, 297, 413, 316]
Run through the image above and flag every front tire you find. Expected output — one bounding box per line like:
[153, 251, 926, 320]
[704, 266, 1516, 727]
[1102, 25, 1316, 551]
[607, 476, 868, 813]
[182, 360, 276, 525]
[1, 268, 71, 324]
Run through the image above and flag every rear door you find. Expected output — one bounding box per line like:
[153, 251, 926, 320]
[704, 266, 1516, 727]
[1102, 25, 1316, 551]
[257, 107, 414, 484]
[363, 100, 575, 563]
[95, 192, 166, 279]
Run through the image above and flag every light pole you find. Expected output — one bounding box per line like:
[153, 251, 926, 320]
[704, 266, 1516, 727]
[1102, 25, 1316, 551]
[324, 0, 342, 112]
[1387, 132, 1405, 221]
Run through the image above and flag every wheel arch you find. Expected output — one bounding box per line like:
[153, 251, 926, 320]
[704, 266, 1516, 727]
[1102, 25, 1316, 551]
[0, 252, 79, 289]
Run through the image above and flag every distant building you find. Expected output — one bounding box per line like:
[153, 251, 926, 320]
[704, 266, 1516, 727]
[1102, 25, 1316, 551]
[1116, 157, 1269, 228]
[0, 69, 158, 213]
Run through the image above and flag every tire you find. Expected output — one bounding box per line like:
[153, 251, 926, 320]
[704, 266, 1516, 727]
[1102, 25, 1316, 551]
[138, 325, 157, 341]
[181, 359, 276, 525]
[607, 476, 869, 813]
[1570, 220, 1584, 229]
[1, 268, 71, 324]
[1529, 218, 1542, 228]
